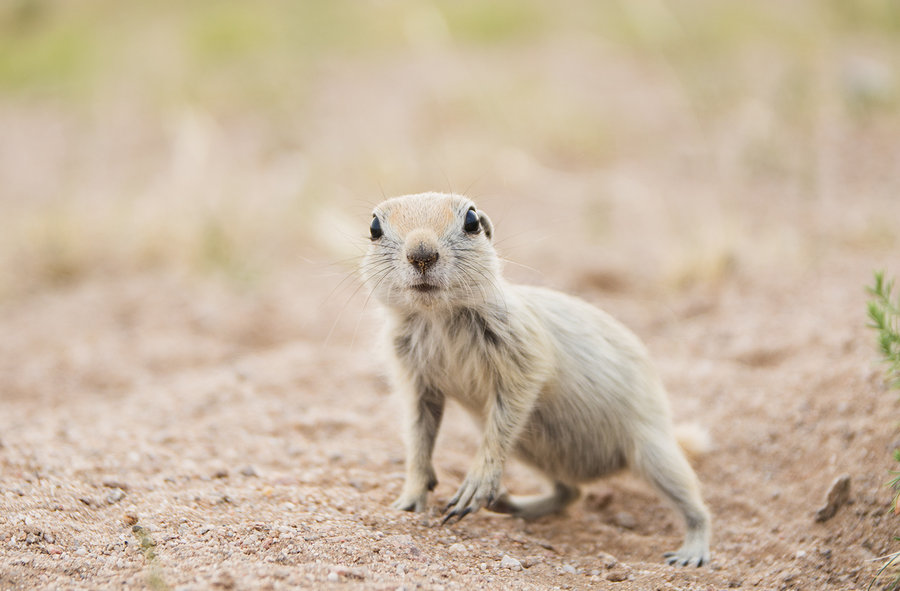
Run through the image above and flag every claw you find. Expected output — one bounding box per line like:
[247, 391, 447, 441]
[663, 551, 706, 568]
[441, 506, 472, 526]
[443, 493, 461, 513]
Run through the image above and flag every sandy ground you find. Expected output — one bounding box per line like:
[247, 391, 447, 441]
[2, 195, 900, 591]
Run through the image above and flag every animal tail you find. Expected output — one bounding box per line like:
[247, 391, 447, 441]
[674, 423, 712, 460]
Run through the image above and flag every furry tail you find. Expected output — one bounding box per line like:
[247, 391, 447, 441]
[675, 423, 712, 460]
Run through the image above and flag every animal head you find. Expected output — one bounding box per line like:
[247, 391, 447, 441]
[361, 192, 500, 311]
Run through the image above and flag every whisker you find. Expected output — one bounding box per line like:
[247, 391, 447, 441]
[498, 256, 542, 277]
[323, 249, 396, 345]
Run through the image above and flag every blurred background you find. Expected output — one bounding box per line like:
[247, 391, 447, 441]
[3, 4, 900, 587]
[2, 0, 899, 300]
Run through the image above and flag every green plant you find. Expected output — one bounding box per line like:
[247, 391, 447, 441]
[869, 271, 900, 388]
[867, 271, 900, 591]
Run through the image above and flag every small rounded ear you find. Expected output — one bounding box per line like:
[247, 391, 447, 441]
[477, 211, 493, 241]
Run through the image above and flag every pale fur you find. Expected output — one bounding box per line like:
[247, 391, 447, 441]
[361, 192, 712, 567]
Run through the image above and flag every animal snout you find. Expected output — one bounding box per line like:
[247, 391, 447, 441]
[407, 243, 439, 273]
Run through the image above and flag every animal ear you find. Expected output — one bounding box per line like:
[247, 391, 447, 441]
[477, 211, 493, 241]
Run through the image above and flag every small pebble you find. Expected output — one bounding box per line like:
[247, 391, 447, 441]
[448, 542, 467, 554]
[597, 552, 618, 569]
[562, 564, 577, 575]
[814, 474, 851, 522]
[522, 556, 542, 569]
[614, 511, 636, 529]
[239, 466, 258, 477]
[106, 489, 126, 504]
[606, 567, 630, 582]
[326, 572, 339, 583]
[75, 547, 88, 557]
[500, 555, 522, 571]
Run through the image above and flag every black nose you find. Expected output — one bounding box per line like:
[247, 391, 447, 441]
[407, 244, 439, 273]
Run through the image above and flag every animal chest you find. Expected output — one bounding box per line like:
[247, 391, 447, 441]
[393, 311, 500, 413]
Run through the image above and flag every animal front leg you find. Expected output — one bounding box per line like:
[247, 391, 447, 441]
[443, 386, 537, 524]
[393, 386, 445, 512]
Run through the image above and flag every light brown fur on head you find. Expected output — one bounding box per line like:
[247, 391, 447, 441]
[378, 195, 456, 237]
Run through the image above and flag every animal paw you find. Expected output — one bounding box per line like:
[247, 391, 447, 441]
[663, 543, 710, 568]
[442, 471, 500, 525]
[391, 491, 429, 512]
[391, 470, 437, 512]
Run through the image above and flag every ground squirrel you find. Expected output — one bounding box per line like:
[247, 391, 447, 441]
[361, 192, 711, 566]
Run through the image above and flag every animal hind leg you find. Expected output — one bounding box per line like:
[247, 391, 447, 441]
[633, 434, 711, 567]
[488, 482, 580, 520]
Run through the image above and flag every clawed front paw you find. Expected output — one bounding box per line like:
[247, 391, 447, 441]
[392, 491, 429, 513]
[442, 473, 500, 525]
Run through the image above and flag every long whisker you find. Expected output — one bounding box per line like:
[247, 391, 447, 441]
[340, 263, 395, 348]
[498, 256, 542, 277]
[324, 250, 396, 345]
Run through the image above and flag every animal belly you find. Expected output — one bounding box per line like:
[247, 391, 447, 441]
[513, 406, 626, 483]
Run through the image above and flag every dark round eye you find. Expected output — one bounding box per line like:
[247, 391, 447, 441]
[370, 215, 383, 240]
[463, 208, 480, 234]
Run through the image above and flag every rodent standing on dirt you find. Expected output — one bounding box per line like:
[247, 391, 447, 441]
[361, 192, 711, 567]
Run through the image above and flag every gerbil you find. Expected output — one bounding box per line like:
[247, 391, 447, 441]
[361, 192, 711, 567]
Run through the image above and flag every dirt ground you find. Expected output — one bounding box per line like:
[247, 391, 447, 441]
[4, 2, 900, 590]
[3, 202, 900, 591]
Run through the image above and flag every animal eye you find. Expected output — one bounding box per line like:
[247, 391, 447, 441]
[463, 208, 480, 234]
[370, 215, 383, 240]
